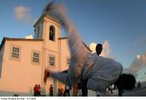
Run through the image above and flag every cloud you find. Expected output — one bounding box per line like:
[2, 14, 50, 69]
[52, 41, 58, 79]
[136, 54, 141, 60]
[14, 6, 35, 24]
[88, 42, 97, 53]
[101, 40, 111, 57]
[88, 40, 111, 57]
[25, 34, 33, 39]
[138, 53, 146, 65]
[129, 53, 146, 74]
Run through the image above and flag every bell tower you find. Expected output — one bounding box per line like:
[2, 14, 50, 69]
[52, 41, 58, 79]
[34, 14, 61, 41]
[33, 14, 62, 52]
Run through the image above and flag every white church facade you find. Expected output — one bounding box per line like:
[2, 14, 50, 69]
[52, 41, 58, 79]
[0, 14, 72, 96]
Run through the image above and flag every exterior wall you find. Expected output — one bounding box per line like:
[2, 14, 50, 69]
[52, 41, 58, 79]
[0, 46, 4, 78]
[60, 38, 70, 71]
[55, 38, 70, 90]
[0, 40, 43, 94]
[42, 49, 59, 95]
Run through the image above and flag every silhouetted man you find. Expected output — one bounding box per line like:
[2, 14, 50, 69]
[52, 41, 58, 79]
[80, 43, 103, 96]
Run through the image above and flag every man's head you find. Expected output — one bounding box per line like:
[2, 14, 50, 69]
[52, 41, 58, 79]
[96, 44, 103, 55]
[114, 73, 136, 90]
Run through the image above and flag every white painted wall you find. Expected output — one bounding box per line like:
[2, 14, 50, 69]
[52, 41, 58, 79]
[60, 38, 70, 71]
[0, 40, 43, 94]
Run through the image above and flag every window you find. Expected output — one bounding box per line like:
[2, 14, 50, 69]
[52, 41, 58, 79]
[48, 55, 55, 67]
[49, 25, 55, 41]
[11, 47, 20, 59]
[32, 52, 40, 64]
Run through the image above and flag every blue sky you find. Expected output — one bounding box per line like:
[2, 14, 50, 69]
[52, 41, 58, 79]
[0, 0, 146, 70]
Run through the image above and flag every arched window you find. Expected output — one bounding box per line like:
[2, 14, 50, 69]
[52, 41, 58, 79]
[49, 25, 55, 41]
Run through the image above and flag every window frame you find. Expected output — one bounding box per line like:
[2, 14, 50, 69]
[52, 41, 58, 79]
[10, 45, 21, 61]
[31, 50, 40, 65]
[48, 54, 56, 67]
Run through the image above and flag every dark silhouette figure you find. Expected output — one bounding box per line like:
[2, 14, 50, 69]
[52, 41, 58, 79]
[63, 85, 71, 96]
[137, 81, 141, 88]
[49, 84, 53, 96]
[81, 44, 103, 96]
[114, 74, 136, 96]
[77, 81, 82, 96]
[96, 44, 103, 56]
[80, 78, 88, 96]
[33, 84, 40, 96]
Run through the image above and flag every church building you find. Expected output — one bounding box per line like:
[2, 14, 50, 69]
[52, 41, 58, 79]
[0, 13, 71, 95]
